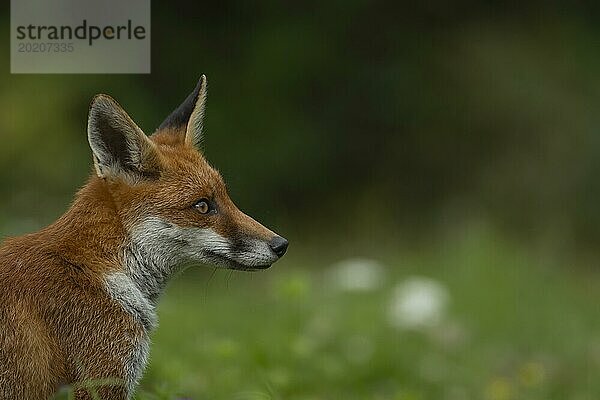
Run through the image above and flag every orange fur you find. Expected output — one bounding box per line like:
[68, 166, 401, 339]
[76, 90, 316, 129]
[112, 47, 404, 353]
[0, 78, 287, 399]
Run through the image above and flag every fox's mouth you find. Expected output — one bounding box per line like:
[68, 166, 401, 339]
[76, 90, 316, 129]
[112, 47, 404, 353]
[203, 250, 272, 271]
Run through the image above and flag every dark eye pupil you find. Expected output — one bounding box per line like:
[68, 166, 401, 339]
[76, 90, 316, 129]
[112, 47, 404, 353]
[195, 200, 210, 213]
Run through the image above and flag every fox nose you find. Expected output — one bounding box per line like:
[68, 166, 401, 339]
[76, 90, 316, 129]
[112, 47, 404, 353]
[269, 236, 289, 258]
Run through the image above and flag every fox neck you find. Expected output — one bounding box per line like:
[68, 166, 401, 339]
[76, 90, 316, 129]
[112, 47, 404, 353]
[123, 226, 182, 303]
[48, 177, 180, 328]
[117, 217, 192, 332]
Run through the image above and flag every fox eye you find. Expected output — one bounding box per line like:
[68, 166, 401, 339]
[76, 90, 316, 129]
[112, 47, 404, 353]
[194, 199, 211, 214]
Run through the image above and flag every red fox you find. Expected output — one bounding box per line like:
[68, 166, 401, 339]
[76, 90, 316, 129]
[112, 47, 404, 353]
[0, 75, 288, 399]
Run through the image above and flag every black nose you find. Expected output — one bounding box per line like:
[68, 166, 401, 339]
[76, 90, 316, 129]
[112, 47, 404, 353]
[269, 236, 289, 257]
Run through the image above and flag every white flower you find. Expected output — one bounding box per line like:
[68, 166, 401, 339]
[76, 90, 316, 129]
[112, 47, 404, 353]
[328, 258, 385, 291]
[388, 276, 449, 330]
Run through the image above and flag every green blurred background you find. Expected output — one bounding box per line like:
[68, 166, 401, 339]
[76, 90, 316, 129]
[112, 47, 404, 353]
[2, 2, 600, 399]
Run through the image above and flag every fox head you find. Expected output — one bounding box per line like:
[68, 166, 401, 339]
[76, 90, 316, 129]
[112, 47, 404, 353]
[86, 75, 288, 271]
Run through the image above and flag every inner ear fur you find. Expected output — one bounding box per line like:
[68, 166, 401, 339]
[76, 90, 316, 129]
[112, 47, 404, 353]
[87, 94, 160, 181]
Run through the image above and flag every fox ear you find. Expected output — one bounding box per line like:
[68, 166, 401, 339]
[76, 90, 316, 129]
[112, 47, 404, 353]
[158, 75, 207, 148]
[185, 75, 208, 148]
[87, 94, 159, 181]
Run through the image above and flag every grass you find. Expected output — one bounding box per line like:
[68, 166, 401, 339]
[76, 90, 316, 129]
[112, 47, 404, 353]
[127, 227, 600, 400]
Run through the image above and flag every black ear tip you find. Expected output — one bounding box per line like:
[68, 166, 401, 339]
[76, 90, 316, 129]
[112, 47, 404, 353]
[192, 74, 207, 96]
[157, 75, 207, 131]
[191, 75, 206, 96]
[88, 95, 126, 123]
[89, 94, 116, 109]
